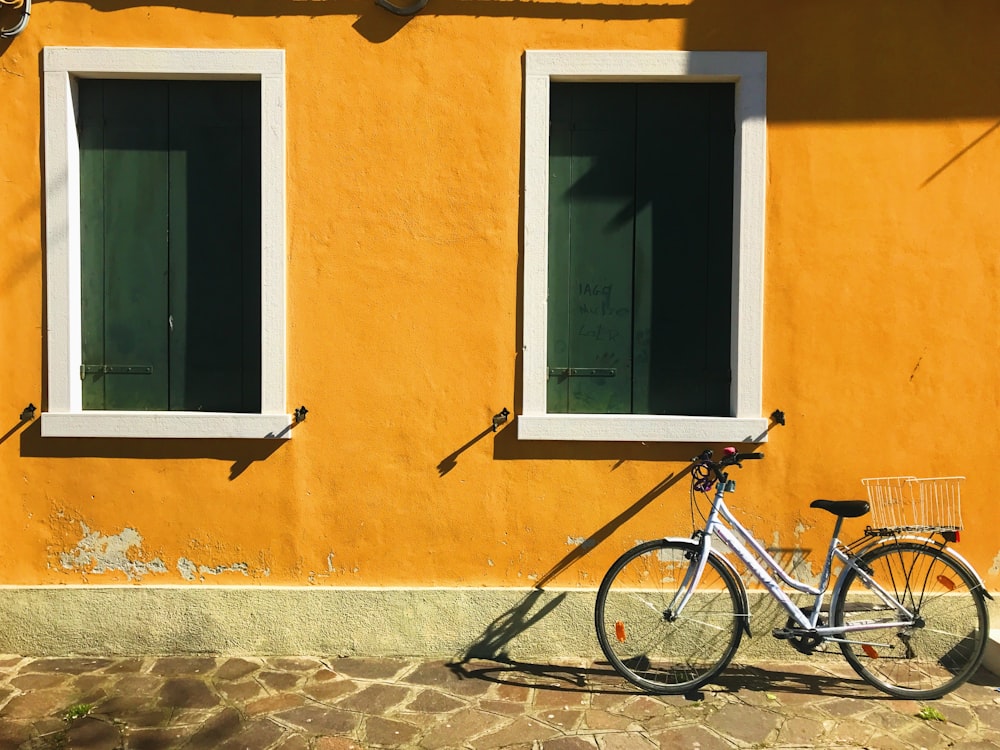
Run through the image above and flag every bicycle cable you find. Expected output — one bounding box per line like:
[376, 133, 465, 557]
[689, 471, 711, 531]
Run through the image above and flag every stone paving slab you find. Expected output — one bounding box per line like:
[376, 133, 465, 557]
[0, 654, 998, 749]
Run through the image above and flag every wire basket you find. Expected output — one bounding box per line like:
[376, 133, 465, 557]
[861, 476, 965, 533]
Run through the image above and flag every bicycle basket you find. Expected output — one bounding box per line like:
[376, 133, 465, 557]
[861, 476, 964, 533]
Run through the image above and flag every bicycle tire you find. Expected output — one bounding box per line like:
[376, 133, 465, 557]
[832, 541, 989, 699]
[595, 539, 745, 694]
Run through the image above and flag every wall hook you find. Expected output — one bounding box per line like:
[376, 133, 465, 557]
[770, 409, 786, 426]
[294, 406, 308, 423]
[492, 407, 510, 432]
[20, 403, 36, 422]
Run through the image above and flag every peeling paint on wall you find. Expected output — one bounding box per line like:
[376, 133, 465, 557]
[201, 563, 249, 577]
[59, 524, 166, 581]
[308, 551, 362, 584]
[989, 551, 1000, 577]
[57, 522, 264, 582]
[177, 557, 197, 581]
[566, 536, 596, 550]
[177, 558, 251, 581]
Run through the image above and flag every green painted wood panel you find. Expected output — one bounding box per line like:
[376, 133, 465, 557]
[240, 89, 263, 413]
[547, 89, 573, 414]
[80, 79, 171, 411]
[547, 82, 735, 417]
[548, 84, 636, 414]
[78, 79, 261, 413]
[635, 83, 734, 417]
[168, 81, 261, 412]
[78, 80, 106, 412]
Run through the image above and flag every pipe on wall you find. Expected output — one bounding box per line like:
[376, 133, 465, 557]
[0, 0, 30, 38]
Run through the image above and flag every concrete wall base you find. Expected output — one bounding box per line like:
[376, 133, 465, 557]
[0, 586, 996, 668]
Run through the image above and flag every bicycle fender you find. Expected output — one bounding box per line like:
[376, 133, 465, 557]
[662, 536, 753, 636]
[943, 547, 994, 599]
[836, 536, 993, 602]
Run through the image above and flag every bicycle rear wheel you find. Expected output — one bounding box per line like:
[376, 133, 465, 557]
[833, 541, 989, 699]
[595, 540, 745, 694]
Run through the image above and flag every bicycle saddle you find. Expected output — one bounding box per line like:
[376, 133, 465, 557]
[809, 499, 870, 518]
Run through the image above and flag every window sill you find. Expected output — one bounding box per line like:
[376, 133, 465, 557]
[517, 414, 769, 443]
[40, 412, 294, 439]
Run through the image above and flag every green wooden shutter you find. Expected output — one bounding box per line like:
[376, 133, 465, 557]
[634, 83, 734, 417]
[80, 79, 171, 411]
[168, 81, 261, 412]
[79, 80, 261, 413]
[547, 82, 735, 417]
[548, 83, 636, 415]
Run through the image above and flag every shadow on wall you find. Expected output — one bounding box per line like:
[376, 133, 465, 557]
[16, 419, 285, 479]
[0, 404, 37, 445]
[532, 469, 691, 588]
[443, 469, 695, 665]
[19, 0, 1000, 122]
[437, 425, 494, 476]
[457, 588, 568, 662]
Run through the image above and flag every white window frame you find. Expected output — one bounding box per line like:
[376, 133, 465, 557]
[41, 47, 291, 439]
[519, 50, 768, 443]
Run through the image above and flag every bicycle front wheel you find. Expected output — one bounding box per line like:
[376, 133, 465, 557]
[833, 541, 989, 699]
[595, 540, 745, 694]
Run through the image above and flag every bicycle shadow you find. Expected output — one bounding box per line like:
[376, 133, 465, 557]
[448, 656, 635, 695]
[967, 666, 1000, 689]
[447, 657, 893, 699]
[451, 589, 569, 663]
[709, 661, 881, 698]
[446, 590, 889, 699]
[533, 468, 691, 589]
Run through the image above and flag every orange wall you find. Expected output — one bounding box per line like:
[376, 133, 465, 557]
[2, 0, 999, 588]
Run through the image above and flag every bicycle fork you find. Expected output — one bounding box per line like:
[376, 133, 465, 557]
[663, 533, 713, 622]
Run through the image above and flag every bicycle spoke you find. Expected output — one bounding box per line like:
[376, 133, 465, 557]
[596, 541, 743, 694]
[834, 542, 988, 699]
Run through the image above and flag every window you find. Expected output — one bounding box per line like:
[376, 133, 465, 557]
[520, 51, 768, 442]
[42, 48, 289, 439]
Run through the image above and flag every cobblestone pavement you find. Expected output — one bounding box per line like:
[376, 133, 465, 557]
[1, 654, 999, 749]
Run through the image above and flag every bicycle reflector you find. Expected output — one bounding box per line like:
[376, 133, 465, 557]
[615, 621, 627, 643]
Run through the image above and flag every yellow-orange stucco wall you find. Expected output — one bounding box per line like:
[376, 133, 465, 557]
[1, 0, 999, 653]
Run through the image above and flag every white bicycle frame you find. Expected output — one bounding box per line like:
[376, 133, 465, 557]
[672, 480, 917, 644]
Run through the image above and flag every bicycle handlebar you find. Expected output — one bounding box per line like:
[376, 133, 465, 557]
[691, 448, 764, 492]
[693, 448, 764, 466]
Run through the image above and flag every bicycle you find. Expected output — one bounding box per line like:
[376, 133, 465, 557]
[594, 448, 993, 699]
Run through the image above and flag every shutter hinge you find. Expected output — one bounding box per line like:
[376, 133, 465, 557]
[548, 368, 616, 378]
[81, 364, 153, 379]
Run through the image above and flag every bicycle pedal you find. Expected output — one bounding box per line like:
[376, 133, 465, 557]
[771, 626, 818, 640]
[773, 626, 824, 655]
